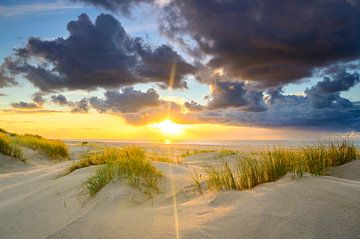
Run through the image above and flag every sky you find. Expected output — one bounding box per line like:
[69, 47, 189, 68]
[0, 0, 359, 141]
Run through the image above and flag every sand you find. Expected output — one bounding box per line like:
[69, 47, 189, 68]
[0, 145, 360, 239]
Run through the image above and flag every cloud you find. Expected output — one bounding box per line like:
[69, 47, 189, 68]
[0, 1, 82, 17]
[11, 101, 40, 109]
[72, 0, 153, 15]
[305, 71, 359, 108]
[89, 87, 162, 113]
[207, 81, 266, 112]
[0, 59, 17, 88]
[51, 94, 68, 105]
[73, 0, 360, 88]
[186, 70, 360, 131]
[159, 0, 360, 87]
[32, 92, 46, 106]
[50, 94, 89, 112]
[184, 100, 204, 111]
[0, 13, 195, 91]
[135, 43, 196, 88]
[70, 98, 90, 113]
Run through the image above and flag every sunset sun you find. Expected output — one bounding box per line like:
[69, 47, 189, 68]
[151, 119, 184, 136]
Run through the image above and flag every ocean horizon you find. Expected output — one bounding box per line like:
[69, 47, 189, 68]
[65, 138, 360, 148]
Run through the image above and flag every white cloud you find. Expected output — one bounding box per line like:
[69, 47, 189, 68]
[0, 1, 82, 17]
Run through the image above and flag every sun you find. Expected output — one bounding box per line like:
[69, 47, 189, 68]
[151, 119, 184, 136]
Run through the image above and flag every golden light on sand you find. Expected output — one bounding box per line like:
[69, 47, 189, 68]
[151, 119, 184, 136]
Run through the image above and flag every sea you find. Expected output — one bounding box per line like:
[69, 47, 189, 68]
[65, 139, 360, 148]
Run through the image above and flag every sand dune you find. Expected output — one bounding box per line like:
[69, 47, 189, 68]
[0, 147, 359, 239]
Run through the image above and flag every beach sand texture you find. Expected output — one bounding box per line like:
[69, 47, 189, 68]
[0, 145, 359, 239]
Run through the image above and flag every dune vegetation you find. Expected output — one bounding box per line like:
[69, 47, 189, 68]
[0, 132, 23, 159]
[148, 152, 181, 164]
[14, 134, 68, 159]
[180, 149, 215, 158]
[195, 141, 358, 192]
[67, 147, 163, 197]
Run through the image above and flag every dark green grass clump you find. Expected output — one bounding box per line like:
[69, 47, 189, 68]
[196, 141, 358, 192]
[72, 147, 163, 197]
[0, 133, 23, 159]
[14, 134, 68, 159]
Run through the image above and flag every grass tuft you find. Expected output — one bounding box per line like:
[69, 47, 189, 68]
[14, 134, 68, 159]
[148, 152, 181, 164]
[0, 133, 23, 159]
[67, 146, 163, 197]
[66, 146, 145, 174]
[197, 141, 358, 192]
[180, 149, 215, 158]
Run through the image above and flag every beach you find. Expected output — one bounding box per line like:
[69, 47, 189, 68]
[1, 142, 359, 239]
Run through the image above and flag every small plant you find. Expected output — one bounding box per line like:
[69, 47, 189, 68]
[14, 134, 68, 159]
[192, 172, 203, 194]
[0, 133, 23, 159]
[79, 147, 163, 197]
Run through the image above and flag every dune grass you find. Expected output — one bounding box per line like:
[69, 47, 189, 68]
[66, 146, 146, 174]
[0, 133, 23, 159]
[14, 134, 68, 159]
[180, 149, 215, 158]
[303, 141, 358, 175]
[196, 141, 358, 192]
[77, 147, 163, 197]
[148, 152, 181, 164]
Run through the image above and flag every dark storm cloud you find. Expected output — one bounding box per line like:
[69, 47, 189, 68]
[160, 0, 360, 86]
[135, 43, 196, 89]
[32, 92, 46, 106]
[305, 71, 360, 108]
[0, 59, 18, 88]
[51, 94, 68, 105]
[50, 94, 89, 112]
[185, 69, 360, 130]
[73, 0, 153, 15]
[0, 13, 194, 91]
[11, 101, 40, 109]
[70, 98, 90, 113]
[74, 0, 360, 87]
[207, 81, 266, 112]
[89, 87, 162, 113]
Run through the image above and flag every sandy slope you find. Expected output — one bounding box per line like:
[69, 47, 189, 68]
[0, 147, 360, 239]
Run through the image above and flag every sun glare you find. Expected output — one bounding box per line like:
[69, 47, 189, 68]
[152, 119, 184, 136]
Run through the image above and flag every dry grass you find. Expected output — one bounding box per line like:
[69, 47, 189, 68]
[66, 146, 145, 174]
[14, 134, 68, 159]
[148, 152, 181, 164]
[76, 147, 163, 197]
[0, 133, 23, 159]
[196, 141, 358, 192]
[180, 149, 215, 158]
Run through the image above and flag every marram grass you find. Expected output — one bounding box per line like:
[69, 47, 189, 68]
[66, 146, 147, 174]
[0, 133, 23, 159]
[196, 141, 358, 192]
[14, 134, 68, 159]
[70, 147, 163, 197]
